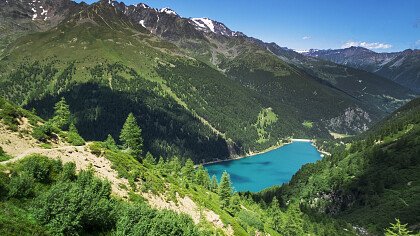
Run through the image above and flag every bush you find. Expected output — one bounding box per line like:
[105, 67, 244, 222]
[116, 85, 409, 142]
[34, 169, 115, 235]
[66, 123, 85, 146]
[59, 162, 77, 182]
[18, 155, 62, 183]
[32, 122, 59, 142]
[115, 204, 200, 236]
[237, 209, 264, 231]
[8, 172, 35, 198]
[89, 142, 103, 156]
[0, 146, 10, 162]
[0, 172, 8, 198]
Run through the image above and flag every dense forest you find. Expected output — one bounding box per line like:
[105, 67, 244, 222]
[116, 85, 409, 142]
[0, 0, 411, 163]
[0, 1, 419, 235]
[254, 98, 420, 234]
[2, 96, 419, 235]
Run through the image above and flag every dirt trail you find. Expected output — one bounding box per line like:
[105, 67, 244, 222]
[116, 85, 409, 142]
[0, 126, 231, 234]
[2, 143, 130, 198]
[143, 192, 233, 235]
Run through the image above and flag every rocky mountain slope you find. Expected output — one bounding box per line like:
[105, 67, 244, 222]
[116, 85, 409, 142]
[305, 46, 420, 93]
[0, 0, 415, 162]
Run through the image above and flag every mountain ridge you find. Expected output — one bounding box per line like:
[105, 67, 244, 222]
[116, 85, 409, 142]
[0, 0, 415, 163]
[305, 46, 420, 92]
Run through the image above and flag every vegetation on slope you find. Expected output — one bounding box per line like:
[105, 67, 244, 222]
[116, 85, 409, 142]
[0, 97, 360, 235]
[0, 0, 410, 163]
[254, 98, 420, 234]
[0, 155, 201, 235]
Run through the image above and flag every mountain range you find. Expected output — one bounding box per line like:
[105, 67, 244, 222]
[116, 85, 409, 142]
[0, 0, 419, 235]
[305, 46, 420, 93]
[0, 0, 416, 163]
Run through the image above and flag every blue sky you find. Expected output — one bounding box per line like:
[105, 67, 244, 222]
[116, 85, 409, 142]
[78, 0, 419, 52]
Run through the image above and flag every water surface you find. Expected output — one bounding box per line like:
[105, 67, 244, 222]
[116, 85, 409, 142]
[205, 141, 321, 192]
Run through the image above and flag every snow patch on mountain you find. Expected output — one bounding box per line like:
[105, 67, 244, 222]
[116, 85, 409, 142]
[159, 7, 178, 16]
[135, 3, 150, 9]
[191, 18, 215, 32]
[139, 20, 146, 28]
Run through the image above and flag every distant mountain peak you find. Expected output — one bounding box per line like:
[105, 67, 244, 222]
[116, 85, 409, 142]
[191, 17, 215, 32]
[134, 3, 150, 9]
[189, 17, 242, 37]
[159, 7, 178, 16]
[345, 46, 373, 53]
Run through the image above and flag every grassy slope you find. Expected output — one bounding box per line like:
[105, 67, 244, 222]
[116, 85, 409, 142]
[0, 0, 415, 164]
[0, 8, 234, 162]
[0, 98, 358, 235]
[256, 98, 420, 234]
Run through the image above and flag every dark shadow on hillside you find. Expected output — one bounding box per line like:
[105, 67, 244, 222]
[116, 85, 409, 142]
[26, 83, 231, 163]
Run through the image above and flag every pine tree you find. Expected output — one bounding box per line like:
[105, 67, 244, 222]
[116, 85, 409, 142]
[218, 171, 233, 208]
[51, 97, 71, 130]
[143, 152, 156, 167]
[182, 159, 195, 182]
[211, 175, 218, 192]
[67, 123, 85, 146]
[104, 134, 118, 151]
[156, 157, 165, 171]
[168, 156, 182, 177]
[195, 165, 211, 189]
[119, 113, 143, 158]
[268, 197, 283, 231]
[385, 219, 413, 236]
[228, 194, 241, 215]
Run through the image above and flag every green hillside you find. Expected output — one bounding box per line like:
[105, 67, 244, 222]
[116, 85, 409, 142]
[0, 97, 361, 236]
[0, 1, 409, 163]
[255, 97, 420, 234]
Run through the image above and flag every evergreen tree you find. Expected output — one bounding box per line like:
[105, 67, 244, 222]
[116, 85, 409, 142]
[67, 123, 85, 146]
[156, 157, 165, 171]
[168, 156, 182, 177]
[119, 113, 143, 158]
[268, 197, 283, 231]
[211, 175, 218, 192]
[182, 159, 195, 182]
[228, 194, 241, 215]
[385, 219, 413, 236]
[51, 97, 71, 130]
[218, 171, 233, 208]
[143, 152, 156, 167]
[104, 134, 118, 151]
[195, 165, 211, 189]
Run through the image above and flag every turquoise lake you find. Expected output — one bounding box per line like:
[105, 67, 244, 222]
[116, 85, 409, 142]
[205, 141, 322, 192]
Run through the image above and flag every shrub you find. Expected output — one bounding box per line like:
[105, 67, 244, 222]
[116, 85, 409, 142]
[34, 169, 115, 235]
[89, 142, 103, 156]
[0, 146, 10, 162]
[115, 204, 200, 236]
[8, 172, 35, 198]
[18, 155, 62, 183]
[32, 122, 59, 142]
[66, 123, 85, 146]
[59, 162, 77, 182]
[237, 209, 264, 231]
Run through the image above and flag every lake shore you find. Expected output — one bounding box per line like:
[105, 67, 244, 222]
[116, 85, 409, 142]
[200, 140, 291, 166]
[200, 138, 331, 166]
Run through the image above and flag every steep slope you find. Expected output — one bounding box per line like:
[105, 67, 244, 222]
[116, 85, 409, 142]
[1, 97, 362, 236]
[306, 47, 420, 93]
[0, 1, 235, 162]
[256, 97, 420, 234]
[0, 0, 80, 56]
[252, 40, 415, 112]
[0, 0, 415, 162]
